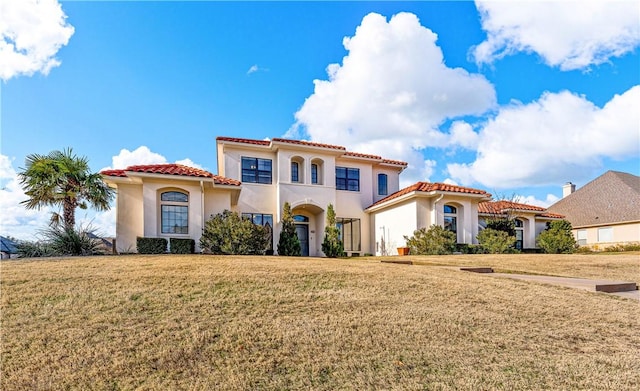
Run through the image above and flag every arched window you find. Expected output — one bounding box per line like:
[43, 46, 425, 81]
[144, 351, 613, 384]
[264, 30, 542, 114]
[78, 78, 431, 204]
[311, 158, 324, 185]
[378, 173, 388, 195]
[161, 191, 188, 234]
[514, 218, 524, 250]
[444, 204, 457, 234]
[291, 161, 300, 183]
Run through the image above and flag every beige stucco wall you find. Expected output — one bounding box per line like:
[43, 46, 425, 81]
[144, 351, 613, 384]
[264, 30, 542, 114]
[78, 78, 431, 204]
[575, 222, 640, 249]
[371, 199, 418, 255]
[114, 183, 144, 253]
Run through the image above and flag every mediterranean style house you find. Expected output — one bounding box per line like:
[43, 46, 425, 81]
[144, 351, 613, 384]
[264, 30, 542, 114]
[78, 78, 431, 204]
[101, 136, 562, 255]
[546, 171, 640, 248]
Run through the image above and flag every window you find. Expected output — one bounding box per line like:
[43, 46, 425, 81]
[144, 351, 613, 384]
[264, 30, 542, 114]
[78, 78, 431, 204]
[337, 217, 361, 252]
[336, 167, 359, 191]
[378, 173, 388, 195]
[577, 229, 587, 246]
[161, 191, 188, 234]
[444, 204, 457, 234]
[291, 161, 299, 183]
[242, 213, 274, 250]
[514, 218, 524, 250]
[598, 227, 613, 242]
[311, 164, 318, 184]
[242, 157, 272, 184]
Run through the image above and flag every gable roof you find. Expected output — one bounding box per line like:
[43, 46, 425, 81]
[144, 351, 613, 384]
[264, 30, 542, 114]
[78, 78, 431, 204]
[1, 236, 18, 254]
[101, 164, 241, 186]
[367, 182, 491, 211]
[546, 170, 640, 227]
[479, 200, 564, 219]
[216, 136, 408, 167]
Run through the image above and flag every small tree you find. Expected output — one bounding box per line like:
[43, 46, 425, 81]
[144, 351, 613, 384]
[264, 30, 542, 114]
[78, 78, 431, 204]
[277, 202, 301, 256]
[200, 210, 269, 255]
[404, 225, 456, 255]
[477, 228, 516, 254]
[537, 219, 577, 254]
[322, 204, 343, 258]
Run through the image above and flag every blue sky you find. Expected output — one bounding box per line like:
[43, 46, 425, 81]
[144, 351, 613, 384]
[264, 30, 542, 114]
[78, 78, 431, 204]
[1, 1, 639, 240]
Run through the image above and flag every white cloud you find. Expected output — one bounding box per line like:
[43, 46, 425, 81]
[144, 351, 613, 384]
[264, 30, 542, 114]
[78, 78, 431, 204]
[175, 158, 203, 169]
[247, 64, 259, 74]
[449, 121, 479, 150]
[0, 154, 53, 240]
[448, 85, 640, 188]
[517, 194, 560, 209]
[472, 1, 640, 70]
[0, 0, 75, 81]
[103, 146, 205, 171]
[289, 12, 496, 183]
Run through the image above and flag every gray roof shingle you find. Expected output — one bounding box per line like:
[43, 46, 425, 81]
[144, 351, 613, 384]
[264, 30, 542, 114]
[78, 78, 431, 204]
[546, 171, 640, 228]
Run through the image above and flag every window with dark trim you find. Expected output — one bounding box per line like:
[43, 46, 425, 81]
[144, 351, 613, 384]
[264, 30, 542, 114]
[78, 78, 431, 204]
[336, 167, 359, 191]
[337, 217, 361, 252]
[444, 204, 457, 234]
[378, 173, 388, 195]
[242, 157, 272, 184]
[514, 218, 524, 250]
[311, 164, 318, 184]
[161, 191, 188, 234]
[291, 161, 299, 183]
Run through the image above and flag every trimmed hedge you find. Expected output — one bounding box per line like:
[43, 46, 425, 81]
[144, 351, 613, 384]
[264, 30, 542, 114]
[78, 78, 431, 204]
[170, 238, 195, 254]
[137, 237, 167, 254]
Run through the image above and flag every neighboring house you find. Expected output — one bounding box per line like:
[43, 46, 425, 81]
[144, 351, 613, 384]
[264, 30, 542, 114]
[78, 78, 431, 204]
[365, 182, 492, 254]
[546, 171, 640, 248]
[478, 201, 564, 250]
[1, 236, 18, 259]
[102, 136, 560, 255]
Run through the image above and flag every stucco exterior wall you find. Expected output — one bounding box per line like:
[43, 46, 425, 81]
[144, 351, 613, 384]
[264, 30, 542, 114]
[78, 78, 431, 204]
[115, 183, 144, 253]
[371, 200, 418, 255]
[575, 222, 640, 248]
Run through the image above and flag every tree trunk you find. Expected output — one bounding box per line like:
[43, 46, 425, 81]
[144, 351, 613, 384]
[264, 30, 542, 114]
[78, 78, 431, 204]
[63, 197, 76, 230]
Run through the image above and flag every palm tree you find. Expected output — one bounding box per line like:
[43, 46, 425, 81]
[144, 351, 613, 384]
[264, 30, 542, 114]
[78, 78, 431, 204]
[18, 148, 115, 229]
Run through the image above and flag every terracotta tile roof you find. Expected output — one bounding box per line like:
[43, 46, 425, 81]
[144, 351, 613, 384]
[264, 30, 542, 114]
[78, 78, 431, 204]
[546, 170, 640, 227]
[479, 201, 564, 219]
[217, 135, 408, 166]
[343, 151, 381, 160]
[101, 164, 241, 186]
[367, 182, 491, 210]
[216, 136, 271, 146]
[272, 138, 346, 151]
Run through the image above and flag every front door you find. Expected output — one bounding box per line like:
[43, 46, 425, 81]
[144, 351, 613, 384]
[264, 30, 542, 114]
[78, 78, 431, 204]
[295, 224, 309, 256]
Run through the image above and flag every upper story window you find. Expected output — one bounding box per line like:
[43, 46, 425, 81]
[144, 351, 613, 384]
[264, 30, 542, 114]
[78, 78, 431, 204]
[378, 173, 388, 195]
[242, 157, 272, 184]
[311, 164, 318, 184]
[291, 161, 300, 183]
[444, 204, 457, 234]
[160, 191, 188, 234]
[336, 167, 359, 191]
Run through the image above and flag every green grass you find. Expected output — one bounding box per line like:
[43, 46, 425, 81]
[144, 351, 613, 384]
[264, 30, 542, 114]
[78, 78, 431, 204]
[1, 253, 639, 390]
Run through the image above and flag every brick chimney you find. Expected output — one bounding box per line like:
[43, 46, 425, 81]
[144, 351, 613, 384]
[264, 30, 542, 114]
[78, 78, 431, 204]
[562, 182, 575, 198]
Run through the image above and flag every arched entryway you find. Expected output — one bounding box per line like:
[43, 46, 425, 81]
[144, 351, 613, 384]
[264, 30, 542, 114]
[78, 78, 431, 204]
[291, 201, 324, 256]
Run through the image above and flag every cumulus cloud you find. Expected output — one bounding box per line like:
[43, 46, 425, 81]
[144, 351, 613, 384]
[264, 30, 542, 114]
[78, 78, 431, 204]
[448, 85, 640, 188]
[103, 146, 205, 171]
[517, 194, 560, 209]
[289, 12, 496, 183]
[472, 1, 640, 70]
[0, 0, 75, 81]
[0, 154, 53, 240]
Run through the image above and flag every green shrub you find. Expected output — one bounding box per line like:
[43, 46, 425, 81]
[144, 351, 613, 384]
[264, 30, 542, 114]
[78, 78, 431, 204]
[456, 243, 485, 254]
[170, 238, 195, 254]
[322, 204, 343, 258]
[137, 237, 168, 254]
[477, 228, 517, 254]
[277, 202, 301, 256]
[404, 225, 457, 255]
[537, 220, 577, 254]
[200, 210, 269, 255]
[17, 240, 57, 258]
[486, 218, 516, 237]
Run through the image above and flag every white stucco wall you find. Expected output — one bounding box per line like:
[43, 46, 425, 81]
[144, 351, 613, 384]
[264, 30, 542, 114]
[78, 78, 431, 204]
[371, 200, 418, 255]
[114, 183, 144, 253]
[575, 222, 640, 248]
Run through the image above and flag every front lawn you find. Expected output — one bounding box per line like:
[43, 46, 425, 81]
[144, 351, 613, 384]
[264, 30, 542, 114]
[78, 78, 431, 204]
[2, 254, 638, 390]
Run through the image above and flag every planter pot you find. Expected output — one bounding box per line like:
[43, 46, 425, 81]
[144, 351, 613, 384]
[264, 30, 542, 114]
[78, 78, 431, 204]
[397, 247, 410, 256]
